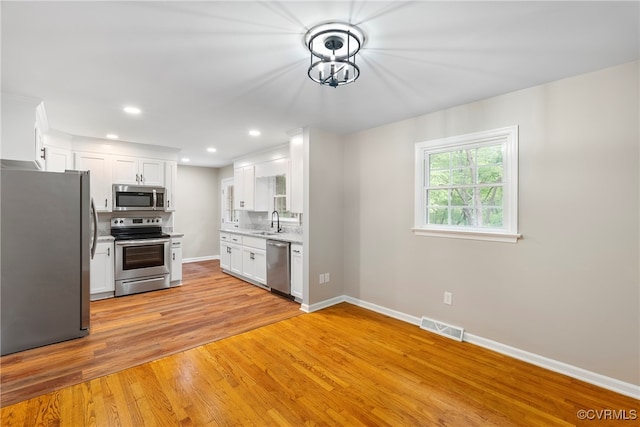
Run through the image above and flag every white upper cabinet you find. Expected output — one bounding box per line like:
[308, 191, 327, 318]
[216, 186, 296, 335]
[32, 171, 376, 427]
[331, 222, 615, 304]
[0, 93, 48, 169]
[44, 145, 73, 172]
[112, 155, 164, 186]
[74, 152, 112, 211]
[164, 161, 177, 211]
[234, 166, 255, 210]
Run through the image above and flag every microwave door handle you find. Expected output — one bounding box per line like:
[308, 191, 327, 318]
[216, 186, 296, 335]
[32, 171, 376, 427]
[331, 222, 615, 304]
[152, 189, 157, 211]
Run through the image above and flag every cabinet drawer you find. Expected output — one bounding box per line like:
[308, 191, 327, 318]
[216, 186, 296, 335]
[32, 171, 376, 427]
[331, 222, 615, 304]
[228, 234, 243, 245]
[220, 232, 231, 242]
[291, 243, 303, 256]
[243, 236, 267, 250]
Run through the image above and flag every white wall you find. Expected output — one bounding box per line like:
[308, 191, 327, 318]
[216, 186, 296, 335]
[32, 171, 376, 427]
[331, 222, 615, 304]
[342, 61, 639, 385]
[175, 165, 220, 260]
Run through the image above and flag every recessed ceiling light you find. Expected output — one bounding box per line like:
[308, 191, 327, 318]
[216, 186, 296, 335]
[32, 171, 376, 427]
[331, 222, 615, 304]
[123, 106, 141, 115]
[207, 147, 217, 153]
[249, 130, 261, 137]
[181, 157, 190, 162]
[106, 134, 119, 140]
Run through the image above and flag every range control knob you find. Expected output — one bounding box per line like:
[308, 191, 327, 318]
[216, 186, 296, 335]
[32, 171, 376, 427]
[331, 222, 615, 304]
[119, 220, 124, 224]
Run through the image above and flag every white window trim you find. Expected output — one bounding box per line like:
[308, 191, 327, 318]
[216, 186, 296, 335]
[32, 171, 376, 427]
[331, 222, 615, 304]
[413, 126, 521, 243]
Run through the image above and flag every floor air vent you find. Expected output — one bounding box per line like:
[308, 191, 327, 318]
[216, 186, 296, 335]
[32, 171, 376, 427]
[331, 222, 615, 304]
[420, 316, 464, 342]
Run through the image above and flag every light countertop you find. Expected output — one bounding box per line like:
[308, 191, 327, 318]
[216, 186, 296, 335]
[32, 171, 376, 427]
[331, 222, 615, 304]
[220, 228, 303, 245]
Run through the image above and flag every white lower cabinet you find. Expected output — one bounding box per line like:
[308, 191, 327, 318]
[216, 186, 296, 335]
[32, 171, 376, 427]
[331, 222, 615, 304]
[220, 233, 231, 270]
[171, 237, 183, 285]
[290, 243, 303, 299]
[241, 236, 267, 285]
[228, 243, 243, 275]
[220, 233, 268, 286]
[90, 240, 115, 300]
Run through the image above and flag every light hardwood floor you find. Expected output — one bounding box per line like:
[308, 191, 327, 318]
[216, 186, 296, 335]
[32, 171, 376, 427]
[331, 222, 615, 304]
[2, 280, 638, 425]
[0, 260, 302, 407]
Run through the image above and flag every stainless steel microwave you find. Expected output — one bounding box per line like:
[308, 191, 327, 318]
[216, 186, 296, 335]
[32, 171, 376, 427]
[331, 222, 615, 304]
[113, 185, 165, 211]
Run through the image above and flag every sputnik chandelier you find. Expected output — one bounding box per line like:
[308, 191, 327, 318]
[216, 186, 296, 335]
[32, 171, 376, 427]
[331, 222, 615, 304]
[305, 22, 365, 88]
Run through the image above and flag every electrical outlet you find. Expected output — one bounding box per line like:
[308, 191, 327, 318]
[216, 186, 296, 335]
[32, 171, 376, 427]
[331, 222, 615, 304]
[444, 291, 453, 305]
[325, 272, 330, 283]
[319, 274, 325, 284]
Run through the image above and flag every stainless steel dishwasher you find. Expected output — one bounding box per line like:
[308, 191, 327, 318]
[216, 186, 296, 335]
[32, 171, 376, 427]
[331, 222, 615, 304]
[266, 240, 291, 297]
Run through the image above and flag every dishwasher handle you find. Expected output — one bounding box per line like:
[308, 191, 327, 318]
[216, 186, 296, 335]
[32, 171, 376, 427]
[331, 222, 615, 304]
[267, 241, 289, 248]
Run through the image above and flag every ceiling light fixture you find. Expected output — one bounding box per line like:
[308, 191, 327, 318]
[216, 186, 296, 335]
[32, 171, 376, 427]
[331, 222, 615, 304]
[106, 134, 119, 140]
[305, 22, 364, 88]
[123, 106, 141, 115]
[249, 130, 261, 137]
[207, 147, 217, 153]
[181, 157, 190, 162]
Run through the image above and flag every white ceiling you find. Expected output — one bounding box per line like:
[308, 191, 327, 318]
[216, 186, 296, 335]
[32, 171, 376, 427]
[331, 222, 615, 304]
[2, 1, 638, 167]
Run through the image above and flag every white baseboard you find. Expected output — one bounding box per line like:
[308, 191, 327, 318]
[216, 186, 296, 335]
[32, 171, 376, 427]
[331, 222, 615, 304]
[307, 294, 640, 400]
[305, 295, 347, 313]
[463, 333, 640, 400]
[182, 255, 219, 264]
[344, 295, 422, 326]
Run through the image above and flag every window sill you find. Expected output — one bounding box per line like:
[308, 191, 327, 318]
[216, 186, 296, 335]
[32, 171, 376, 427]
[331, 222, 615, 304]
[412, 228, 521, 243]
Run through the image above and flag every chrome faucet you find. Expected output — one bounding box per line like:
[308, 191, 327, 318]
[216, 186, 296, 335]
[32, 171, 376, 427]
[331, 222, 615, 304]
[271, 210, 282, 233]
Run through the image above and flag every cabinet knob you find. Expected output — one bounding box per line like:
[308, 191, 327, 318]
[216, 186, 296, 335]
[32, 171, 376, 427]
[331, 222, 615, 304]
[136, 173, 140, 183]
[107, 247, 110, 256]
[105, 198, 107, 207]
[172, 253, 175, 261]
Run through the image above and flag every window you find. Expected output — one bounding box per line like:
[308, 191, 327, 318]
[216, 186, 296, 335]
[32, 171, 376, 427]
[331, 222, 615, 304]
[413, 126, 520, 243]
[221, 178, 237, 224]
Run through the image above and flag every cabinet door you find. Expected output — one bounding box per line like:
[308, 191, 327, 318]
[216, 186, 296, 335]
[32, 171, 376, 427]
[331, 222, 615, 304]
[242, 248, 265, 284]
[34, 120, 46, 170]
[242, 248, 255, 280]
[171, 242, 183, 283]
[140, 159, 164, 186]
[44, 145, 72, 172]
[290, 244, 303, 298]
[242, 166, 255, 210]
[233, 168, 244, 210]
[220, 242, 231, 270]
[90, 241, 115, 298]
[165, 161, 177, 211]
[234, 166, 255, 210]
[253, 250, 266, 284]
[229, 244, 243, 275]
[75, 152, 112, 211]
[112, 156, 140, 185]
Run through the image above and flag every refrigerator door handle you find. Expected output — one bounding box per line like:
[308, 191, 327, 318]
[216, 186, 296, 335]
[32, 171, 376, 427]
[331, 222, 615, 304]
[90, 198, 98, 259]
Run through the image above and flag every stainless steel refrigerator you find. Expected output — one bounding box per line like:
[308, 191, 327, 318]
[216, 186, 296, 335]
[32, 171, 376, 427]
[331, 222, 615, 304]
[1, 160, 95, 356]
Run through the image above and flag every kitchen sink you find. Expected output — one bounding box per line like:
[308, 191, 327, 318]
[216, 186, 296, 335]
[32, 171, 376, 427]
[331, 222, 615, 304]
[251, 231, 277, 236]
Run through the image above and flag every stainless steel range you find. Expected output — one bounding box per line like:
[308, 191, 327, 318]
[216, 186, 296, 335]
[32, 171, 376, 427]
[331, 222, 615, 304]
[111, 217, 171, 297]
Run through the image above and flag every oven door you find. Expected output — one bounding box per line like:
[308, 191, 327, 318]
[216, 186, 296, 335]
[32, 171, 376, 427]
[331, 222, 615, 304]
[115, 238, 171, 281]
